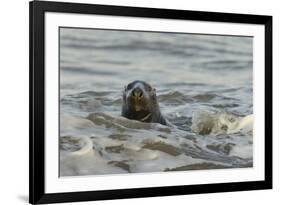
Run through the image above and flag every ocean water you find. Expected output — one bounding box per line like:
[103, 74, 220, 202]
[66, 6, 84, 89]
[59, 28, 253, 176]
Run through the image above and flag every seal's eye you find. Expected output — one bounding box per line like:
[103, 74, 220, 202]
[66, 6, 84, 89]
[127, 83, 133, 90]
[147, 85, 152, 92]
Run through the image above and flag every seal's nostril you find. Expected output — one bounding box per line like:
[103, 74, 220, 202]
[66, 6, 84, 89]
[133, 88, 143, 98]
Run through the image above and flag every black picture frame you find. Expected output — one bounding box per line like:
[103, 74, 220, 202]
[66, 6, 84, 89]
[29, 0, 272, 204]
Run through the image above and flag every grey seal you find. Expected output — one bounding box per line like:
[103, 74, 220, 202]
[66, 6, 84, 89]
[121, 80, 167, 125]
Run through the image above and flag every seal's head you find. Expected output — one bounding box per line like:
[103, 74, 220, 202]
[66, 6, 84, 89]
[123, 80, 157, 113]
[121, 80, 167, 125]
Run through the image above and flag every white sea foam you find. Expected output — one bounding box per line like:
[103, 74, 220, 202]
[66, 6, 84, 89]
[191, 111, 253, 135]
[60, 111, 252, 176]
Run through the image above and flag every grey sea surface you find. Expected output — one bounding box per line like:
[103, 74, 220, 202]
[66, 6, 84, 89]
[59, 28, 253, 176]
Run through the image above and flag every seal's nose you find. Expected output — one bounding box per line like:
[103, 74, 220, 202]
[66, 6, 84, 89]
[132, 87, 143, 98]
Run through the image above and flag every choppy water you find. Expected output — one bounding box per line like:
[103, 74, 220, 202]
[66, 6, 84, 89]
[59, 28, 253, 176]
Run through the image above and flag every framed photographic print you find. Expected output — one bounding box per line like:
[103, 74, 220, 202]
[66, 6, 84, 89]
[29, 0, 272, 204]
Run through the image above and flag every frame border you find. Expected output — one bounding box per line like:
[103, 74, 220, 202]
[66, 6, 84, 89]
[29, 1, 272, 204]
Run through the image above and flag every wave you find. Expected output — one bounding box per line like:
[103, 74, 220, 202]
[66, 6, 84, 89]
[60, 110, 253, 176]
[191, 111, 253, 135]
